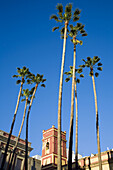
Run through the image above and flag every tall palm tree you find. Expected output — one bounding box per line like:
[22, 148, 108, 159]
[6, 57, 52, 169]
[65, 66, 84, 170]
[8, 88, 34, 170]
[64, 23, 87, 169]
[25, 73, 46, 170]
[80, 56, 103, 170]
[50, 4, 81, 169]
[0, 66, 30, 170]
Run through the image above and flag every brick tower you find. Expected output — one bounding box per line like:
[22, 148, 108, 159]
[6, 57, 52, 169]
[41, 125, 67, 169]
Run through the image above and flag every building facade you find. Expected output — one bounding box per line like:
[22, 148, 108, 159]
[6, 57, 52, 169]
[0, 130, 41, 170]
[1, 127, 113, 169]
[41, 125, 67, 169]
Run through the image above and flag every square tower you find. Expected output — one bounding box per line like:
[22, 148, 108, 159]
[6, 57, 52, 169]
[41, 125, 67, 168]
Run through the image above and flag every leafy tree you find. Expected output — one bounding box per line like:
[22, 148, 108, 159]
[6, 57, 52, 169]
[65, 23, 87, 169]
[65, 66, 84, 170]
[50, 4, 81, 169]
[80, 56, 102, 170]
[0, 66, 30, 170]
[25, 73, 46, 170]
[8, 88, 34, 170]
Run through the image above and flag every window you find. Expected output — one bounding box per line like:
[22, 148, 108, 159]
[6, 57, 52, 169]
[15, 158, 22, 170]
[46, 142, 49, 150]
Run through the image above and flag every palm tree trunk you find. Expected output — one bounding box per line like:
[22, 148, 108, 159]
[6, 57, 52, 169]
[8, 98, 28, 170]
[92, 75, 102, 170]
[68, 41, 76, 170]
[0, 78, 24, 170]
[75, 81, 78, 170]
[25, 84, 38, 170]
[57, 21, 68, 170]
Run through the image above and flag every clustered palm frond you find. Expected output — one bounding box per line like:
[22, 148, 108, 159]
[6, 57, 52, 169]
[50, 3, 81, 37]
[80, 56, 103, 77]
[27, 73, 46, 87]
[69, 23, 87, 45]
[21, 88, 35, 104]
[65, 66, 84, 83]
[12, 66, 30, 84]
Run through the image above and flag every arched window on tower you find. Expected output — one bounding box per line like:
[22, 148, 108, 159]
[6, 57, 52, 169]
[46, 142, 49, 154]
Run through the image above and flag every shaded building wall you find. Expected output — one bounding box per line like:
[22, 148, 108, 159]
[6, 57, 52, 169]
[62, 149, 113, 170]
[0, 130, 41, 170]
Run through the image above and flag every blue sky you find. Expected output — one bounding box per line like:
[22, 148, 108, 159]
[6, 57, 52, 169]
[0, 0, 113, 158]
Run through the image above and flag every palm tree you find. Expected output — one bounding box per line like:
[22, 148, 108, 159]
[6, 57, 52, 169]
[50, 4, 81, 169]
[65, 66, 84, 170]
[0, 66, 30, 170]
[80, 56, 103, 170]
[64, 23, 87, 169]
[25, 73, 46, 170]
[8, 88, 34, 170]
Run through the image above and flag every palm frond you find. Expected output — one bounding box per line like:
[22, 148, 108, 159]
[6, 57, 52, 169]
[73, 16, 80, 22]
[74, 8, 81, 15]
[65, 78, 70, 82]
[50, 14, 59, 21]
[82, 33, 88, 36]
[16, 80, 21, 84]
[12, 75, 18, 78]
[95, 72, 99, 77]
[98, 62, 102, 66]
[65, 3, 72, 13]
[80, 74, 84, 77]
[97, 67, 103, 71]
[56, 4, 63, 13]
[60, 27, 65, 35]
[52, 26, 59, 32]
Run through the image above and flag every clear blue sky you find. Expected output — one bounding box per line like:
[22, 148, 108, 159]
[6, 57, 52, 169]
[0, 0, 113, 157]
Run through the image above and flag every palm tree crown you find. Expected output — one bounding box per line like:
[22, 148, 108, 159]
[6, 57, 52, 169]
[27, 73, 46, 87]
[65, 66, 84, 83]
[21, 88, 35, 104]
[68, 23, 87, 44]
[80, 56, 102, 77]
[50, 3, 81, 37]
[13, 66, 30, 83]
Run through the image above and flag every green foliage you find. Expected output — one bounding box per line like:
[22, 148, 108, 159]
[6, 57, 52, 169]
[12, 75, 18, 78]
[73, 16, 80, 22]
[73, 9, 81, 22]
[65, 66, 84, 84]
[98, 62, 102, 66]
[50, 15, 59, 21]
[80, 74, 84, 77]
[74, 9, 81, 15]
[52, 26, 59, 32]
[97, 67, 103, 71]
[27, 73, 46, 87]
[82, 33, 88, 36]
[79, 64, 85, 68]
[21, 88, 35, 104]
[76, 79, 80, 83]
[41, 84, 46, 87]
[13, 66, 31, 85]
[95, 72, 99, 77]
[77, 68, 82, 73]
[65, 78, 70, 82]
[50, 3, 82, 37]
[56, 4, 63, 13]
[16, 80, 21, 84]
[80, 56, 103, 78]
[68, 22, 87, 45]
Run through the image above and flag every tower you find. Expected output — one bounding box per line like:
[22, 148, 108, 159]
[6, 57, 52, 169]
[41, 125, 67, 168]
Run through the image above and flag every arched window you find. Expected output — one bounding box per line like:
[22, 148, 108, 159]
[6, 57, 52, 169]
[46, 142, 49, 150]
